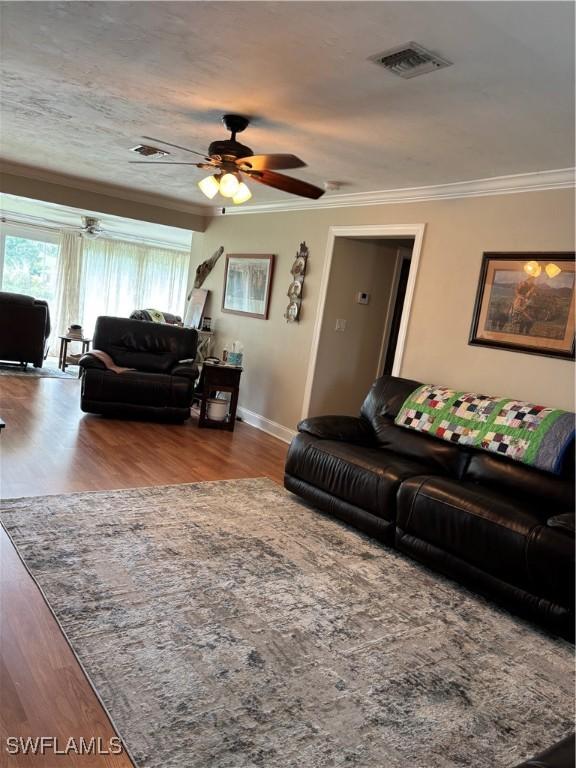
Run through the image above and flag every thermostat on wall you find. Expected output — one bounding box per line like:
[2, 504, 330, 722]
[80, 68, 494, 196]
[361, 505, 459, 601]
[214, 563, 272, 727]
[357, 292, 370, 305]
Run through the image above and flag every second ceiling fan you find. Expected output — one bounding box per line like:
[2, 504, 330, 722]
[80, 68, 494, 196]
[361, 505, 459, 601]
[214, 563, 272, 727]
[130, 114, 325, 205]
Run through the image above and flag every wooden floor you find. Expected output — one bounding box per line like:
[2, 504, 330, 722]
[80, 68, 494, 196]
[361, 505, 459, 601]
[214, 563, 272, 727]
[0, 377, 288, 766]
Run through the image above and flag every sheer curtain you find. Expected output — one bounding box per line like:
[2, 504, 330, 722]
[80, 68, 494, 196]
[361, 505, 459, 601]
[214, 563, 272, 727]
[79, 238, 189, 337]
[49, 230, 83, 355]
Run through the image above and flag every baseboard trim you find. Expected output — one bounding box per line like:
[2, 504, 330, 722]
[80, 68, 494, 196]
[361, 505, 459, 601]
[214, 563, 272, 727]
[237, 406, 296, 444]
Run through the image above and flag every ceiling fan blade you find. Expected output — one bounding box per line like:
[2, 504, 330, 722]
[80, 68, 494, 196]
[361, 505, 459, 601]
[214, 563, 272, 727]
[142, 135, 208, 158]
[246, 169, 325, 199]
[237, 154, 306, 171]
[129, 161, 203, 165]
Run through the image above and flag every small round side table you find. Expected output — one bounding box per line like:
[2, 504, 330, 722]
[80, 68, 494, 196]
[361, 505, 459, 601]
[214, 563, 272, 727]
[58, 335, 92, 376]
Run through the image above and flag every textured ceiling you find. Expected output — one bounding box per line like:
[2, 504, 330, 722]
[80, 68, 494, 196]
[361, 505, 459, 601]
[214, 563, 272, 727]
[1, 1, 574, 209]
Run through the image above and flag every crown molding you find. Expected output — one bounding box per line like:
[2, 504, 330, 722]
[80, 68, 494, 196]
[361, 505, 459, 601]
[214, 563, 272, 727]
[0, 160, 210, 217]
[212, 168, 575, 216]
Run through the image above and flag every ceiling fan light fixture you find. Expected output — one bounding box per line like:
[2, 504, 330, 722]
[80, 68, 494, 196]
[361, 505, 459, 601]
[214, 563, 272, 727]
[233, 182, 252, 205]
[198, 175, 220, 199]
[81, 216, 103, 239]
[219, 172, 240, 198]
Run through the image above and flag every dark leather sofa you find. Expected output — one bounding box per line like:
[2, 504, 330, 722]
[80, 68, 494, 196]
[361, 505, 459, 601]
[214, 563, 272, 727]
[79, 316, 198, 421]
[285, 375, 575, 641]
[0, 291, 51, 367]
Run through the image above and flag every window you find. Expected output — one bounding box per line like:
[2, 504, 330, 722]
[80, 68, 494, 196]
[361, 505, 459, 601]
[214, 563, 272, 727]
[0, 225, 191, 347]
[1, 231, 59, 304]
[79, 238, 190, 336]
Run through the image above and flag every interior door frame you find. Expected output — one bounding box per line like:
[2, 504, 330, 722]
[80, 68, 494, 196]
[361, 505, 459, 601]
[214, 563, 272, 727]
[301, 223, 426, 420]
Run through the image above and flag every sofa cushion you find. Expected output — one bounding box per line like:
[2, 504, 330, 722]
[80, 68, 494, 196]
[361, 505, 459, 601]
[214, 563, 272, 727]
[297, 415, 376, 445]
[285, 433, 431, 521]
[359, 375, 466, 476]
[82, 369, 193, 409]
[361, 375, 422, 423]
[464, 451, 574, 512]
[92, 316, 197, 372]
[397, 476, 574, 605]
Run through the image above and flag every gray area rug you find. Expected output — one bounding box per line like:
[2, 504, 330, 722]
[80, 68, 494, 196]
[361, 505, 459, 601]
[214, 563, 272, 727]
[0, 363, 75, 378]
[1, 479, 573, 768]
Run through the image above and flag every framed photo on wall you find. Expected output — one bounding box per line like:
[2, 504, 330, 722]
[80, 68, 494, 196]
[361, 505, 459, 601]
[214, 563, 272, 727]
[222, 254, 275, 319]
[469, 252, 575, 359]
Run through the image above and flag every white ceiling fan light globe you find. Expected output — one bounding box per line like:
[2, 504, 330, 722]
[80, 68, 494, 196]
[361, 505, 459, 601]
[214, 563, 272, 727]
[232, 182, 252, 205]
[198, 175, 220, 199]
[219, 173, 240, 198]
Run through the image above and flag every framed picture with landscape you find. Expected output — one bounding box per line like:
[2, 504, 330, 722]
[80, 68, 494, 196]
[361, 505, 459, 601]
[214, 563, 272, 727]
[222, 254, 275, 319]
[469, 252, 575, 360]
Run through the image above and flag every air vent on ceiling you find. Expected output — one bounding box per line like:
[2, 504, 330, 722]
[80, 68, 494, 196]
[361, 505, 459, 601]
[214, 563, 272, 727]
[129, 144, 169, 158]
[370, 42, 452, 79]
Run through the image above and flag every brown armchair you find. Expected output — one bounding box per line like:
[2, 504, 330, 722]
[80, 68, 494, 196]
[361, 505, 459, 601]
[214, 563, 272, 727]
[0, 291, 51, 368]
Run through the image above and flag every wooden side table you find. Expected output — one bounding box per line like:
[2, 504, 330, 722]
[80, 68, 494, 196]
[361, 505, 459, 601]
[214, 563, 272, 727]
[198, 361, 242, 431]
[58, 336, 92, 376]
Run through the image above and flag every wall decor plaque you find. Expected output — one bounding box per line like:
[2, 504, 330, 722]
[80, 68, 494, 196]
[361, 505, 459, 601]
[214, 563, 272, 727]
[284, 242, 309, 322]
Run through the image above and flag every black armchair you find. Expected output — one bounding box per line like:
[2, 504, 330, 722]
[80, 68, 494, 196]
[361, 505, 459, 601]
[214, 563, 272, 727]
[0, 291, 51, 368]
[79, 316, 198, 421]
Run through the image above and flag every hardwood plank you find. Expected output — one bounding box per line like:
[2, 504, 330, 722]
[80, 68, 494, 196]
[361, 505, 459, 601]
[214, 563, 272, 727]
[0, 376, 288, 765]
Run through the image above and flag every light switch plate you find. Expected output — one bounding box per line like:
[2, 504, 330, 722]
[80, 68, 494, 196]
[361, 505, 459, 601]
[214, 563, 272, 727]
[357, 292, 370, 304]
[335, 319, 347, 331]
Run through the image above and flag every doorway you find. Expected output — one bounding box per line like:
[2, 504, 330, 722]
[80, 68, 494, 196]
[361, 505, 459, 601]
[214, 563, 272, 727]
[302, 224, 425, 419]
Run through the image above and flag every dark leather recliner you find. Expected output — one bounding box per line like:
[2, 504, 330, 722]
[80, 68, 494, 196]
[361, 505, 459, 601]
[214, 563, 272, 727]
[285, 375, 575, 640]
[0, 291, 51, 367]
[79, 316, 198, 421]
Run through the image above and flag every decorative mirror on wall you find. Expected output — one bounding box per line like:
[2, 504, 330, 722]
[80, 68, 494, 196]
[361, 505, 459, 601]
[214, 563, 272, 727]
[284, 242, 309, 322]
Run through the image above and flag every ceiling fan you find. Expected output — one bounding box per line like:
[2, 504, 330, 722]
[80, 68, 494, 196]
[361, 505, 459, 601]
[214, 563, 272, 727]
[129, 114, 325, 205]
[81, 216, 103, 239]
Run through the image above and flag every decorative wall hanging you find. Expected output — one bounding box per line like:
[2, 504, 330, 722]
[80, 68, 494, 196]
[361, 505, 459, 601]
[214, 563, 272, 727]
[193, 245, 224, 289]
[222, 254, 275, 319]
[469, 252, 575, 359]
[284, 242, 309, 322]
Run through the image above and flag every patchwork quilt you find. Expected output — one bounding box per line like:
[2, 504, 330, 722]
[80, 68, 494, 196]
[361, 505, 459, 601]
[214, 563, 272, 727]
[395, 384, 575, 474]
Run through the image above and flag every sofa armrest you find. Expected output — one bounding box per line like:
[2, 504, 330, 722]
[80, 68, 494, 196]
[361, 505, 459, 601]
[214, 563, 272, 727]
[297, 415, 375, 445]
[171, 363, 199, 381]
[547, 513, 575, 536]
[78, 353, 107, 370]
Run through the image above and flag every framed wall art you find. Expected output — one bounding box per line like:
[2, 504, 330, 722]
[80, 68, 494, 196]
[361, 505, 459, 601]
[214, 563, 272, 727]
[222, 254, 275, 319]
[469, 252, 575, 359]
